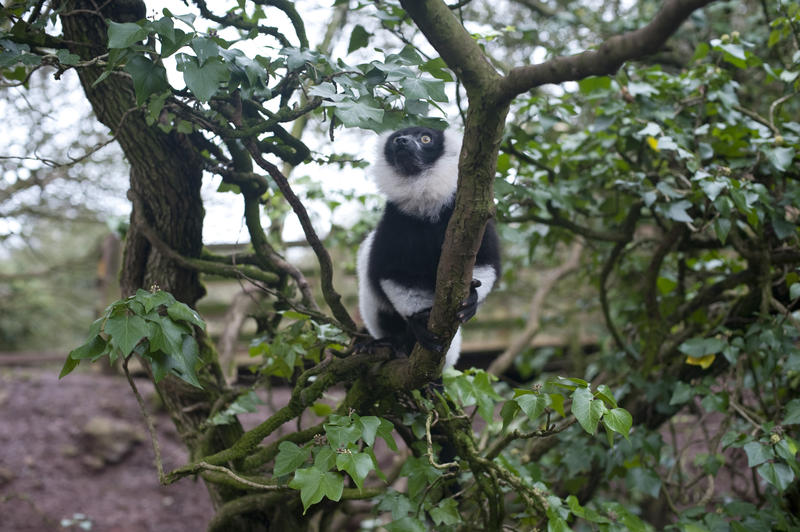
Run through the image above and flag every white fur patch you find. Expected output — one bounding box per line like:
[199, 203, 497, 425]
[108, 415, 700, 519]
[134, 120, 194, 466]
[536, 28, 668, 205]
[445, 327, 462, 368]
[379, 279, 435, 318]
[357, 230, 387, 338]
[473, 265, 497, 303]
[371, 129, 462, 221]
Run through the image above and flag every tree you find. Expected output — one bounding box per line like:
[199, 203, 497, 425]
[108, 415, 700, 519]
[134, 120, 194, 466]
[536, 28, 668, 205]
[2, 0, 799, 530]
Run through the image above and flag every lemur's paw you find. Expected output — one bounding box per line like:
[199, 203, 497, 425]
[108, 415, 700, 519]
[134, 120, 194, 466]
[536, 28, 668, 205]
[456, 279, 482, 323]
[409, 309, 446, 353]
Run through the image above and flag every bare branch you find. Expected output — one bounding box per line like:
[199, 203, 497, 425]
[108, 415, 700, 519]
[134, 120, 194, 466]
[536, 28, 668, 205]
[497, 0, 715, 101]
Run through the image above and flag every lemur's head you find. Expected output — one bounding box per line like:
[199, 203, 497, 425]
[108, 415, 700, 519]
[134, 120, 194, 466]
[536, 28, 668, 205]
[372, 126, 461, 220]
[383, 127, 446, 176]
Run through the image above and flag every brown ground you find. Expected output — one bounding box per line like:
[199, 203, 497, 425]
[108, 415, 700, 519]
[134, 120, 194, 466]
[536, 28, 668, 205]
[0, 365, 215, 532]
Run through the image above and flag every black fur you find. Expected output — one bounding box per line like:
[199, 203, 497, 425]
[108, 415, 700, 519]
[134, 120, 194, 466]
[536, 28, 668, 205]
[358, 126, 501, 365]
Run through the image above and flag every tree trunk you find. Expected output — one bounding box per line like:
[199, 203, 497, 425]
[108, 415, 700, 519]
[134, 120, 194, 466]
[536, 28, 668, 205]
[59, 0, 253, 520]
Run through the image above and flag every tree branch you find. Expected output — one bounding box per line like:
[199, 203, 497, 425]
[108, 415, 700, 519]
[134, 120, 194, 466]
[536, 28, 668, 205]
[497, 0, 715, 102]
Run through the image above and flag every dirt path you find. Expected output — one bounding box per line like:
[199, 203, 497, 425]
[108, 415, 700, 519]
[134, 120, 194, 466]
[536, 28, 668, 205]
[0, 366, 214, 532]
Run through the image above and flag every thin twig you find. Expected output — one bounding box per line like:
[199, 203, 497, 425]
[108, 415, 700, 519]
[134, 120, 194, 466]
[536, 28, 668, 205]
[122, 355, 165, 484]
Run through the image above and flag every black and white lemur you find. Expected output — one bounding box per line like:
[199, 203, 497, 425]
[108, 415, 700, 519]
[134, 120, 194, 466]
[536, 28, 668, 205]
[357, 126, 501, 367]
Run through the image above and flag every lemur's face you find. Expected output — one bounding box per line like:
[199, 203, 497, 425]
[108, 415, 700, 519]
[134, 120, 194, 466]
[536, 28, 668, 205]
[383, 127, 445, 176]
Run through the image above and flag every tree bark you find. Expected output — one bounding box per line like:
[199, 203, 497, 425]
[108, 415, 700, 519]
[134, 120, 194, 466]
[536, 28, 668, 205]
[59, 0, 251, 518]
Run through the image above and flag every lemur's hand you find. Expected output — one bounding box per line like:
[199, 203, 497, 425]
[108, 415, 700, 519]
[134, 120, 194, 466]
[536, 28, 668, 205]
[456, 279, 482, 323]
[408, 308, 445, 353]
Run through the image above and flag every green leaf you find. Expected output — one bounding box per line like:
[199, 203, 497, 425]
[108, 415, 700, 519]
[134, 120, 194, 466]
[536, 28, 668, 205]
[55, 48, 80, 66]
[657, 276, 678, 295]
[669, 381, 695, 405]
[58, 356, 80, 379]
[104, 313, 148, 357]
[783, 398, 800, 425]
[549, 393, 566, 417]
[385, 516, 427, 532]
[289, 468, 343, 513]
[429, 498, 460, 526]
[124, 54, 169, 105]
[756, 462, 794, 491]
[358, 416, 381, 447]
[743, 441, 774, 467]
[314, 446, 336, 471]
[274, 442, 311, 477]
[336, 451, 373, 491]
[500, 400, 520, 431]
[664, 200, 694, 223]
[679, 337, 725, 358]
[347, 24, 370, 53]
[179, 56, 229, 102]
[166, 301, 205, 329]
[107, 21, 148, 49]
[515, 393, 546, 422]
[763, 146, 795, 172]
[325, 421, 361, 449]
[60, 335, 107, 378]
[578, 76, 611, 94]
[68, 334, 109, 361]
[626, 467, 661, 497]
[603, 408, 633, 439]
[714, 217, 732, 244]
[190, 37, 219, 66]
[208, 391, 263, 425]
[331, 98, 384, 128]
[572, 387, 603, 435]
[376, 418, 398, 451]
[400, 77, 448, 102]
[147, 317, 187, 355]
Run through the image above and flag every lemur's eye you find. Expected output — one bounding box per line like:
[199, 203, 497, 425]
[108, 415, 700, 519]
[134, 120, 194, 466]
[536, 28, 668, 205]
[420, 135, 432, 144]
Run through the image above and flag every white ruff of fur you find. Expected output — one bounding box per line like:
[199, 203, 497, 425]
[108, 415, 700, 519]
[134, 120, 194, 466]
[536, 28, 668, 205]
[371, 130, 462, 221]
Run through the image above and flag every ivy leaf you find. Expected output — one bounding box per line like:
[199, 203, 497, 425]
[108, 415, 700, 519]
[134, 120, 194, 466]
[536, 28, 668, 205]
[626, 467, 661, 497]
[289, 468, 343, 513]
[757, 462, 795, 491]
[166, 301, 205, 329]
[56, 49, 80, 66]
[347, 24, 370, 53]
[357, 416, 381, 447]
[190, 36, 219, 66]
[385, 516, 427, 532]
[763, 146, 795, 172]
[180, 56, 230, 102]
[335, 451, 373, 491]
[274, 442, 311, 477]
[663, 200, 694, 223]
[429, 498, 460, 526]
[743, 441, 774, 467]
[375, 418, 398, 451]
[400, 77, 448, 102]
[572, 387, 603, 435]
[107, 21, 148, 49]
[208, 391, 263, 426]
[603, 408, 633, 439]
[783, 398, 800, 425]
[60, 335, 108, 378]
[515, 393, 546, 422]
[331, 98, 384, 128]
[124, 54, 169, 105]
[104, 313, 148, 357]
[325, 420, 361, 449]
[500, 400, 520, 431]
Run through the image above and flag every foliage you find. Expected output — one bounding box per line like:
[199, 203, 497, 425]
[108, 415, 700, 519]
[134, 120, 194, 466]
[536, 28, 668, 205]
[2, 0, 800, 531]
[60, 288, 206, 387]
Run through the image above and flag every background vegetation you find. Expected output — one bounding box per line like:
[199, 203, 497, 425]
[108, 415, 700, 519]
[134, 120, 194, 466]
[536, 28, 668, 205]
[1, 0, 799, 530]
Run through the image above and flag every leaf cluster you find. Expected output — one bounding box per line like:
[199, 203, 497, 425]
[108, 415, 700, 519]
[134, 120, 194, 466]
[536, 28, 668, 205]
[60, 289, 206, 388]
